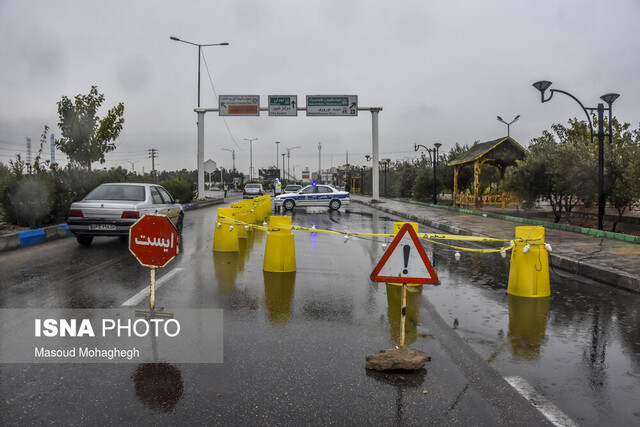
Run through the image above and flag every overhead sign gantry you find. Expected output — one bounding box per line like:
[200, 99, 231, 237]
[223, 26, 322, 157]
[194, 94, 381, 202]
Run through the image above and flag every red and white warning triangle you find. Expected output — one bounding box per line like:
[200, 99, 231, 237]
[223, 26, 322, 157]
[370, 223, 439, 284]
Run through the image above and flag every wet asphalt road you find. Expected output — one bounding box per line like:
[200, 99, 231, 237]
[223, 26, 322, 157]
[0, 199, 571, 425]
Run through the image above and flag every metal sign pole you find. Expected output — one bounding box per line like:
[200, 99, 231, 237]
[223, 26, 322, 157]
[149, 266, 156, 311]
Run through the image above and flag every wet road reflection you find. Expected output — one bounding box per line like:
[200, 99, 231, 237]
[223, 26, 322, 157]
[508, 295, 549, 360]
[263, 272, 296, 324]
[132, 363, 183, 412]
[424, 246, 640, 426]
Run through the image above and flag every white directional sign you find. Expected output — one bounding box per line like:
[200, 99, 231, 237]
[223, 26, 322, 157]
[268, 95, 298, 116]
[306, 95, 358, 116]
[219, 95, 260, 116]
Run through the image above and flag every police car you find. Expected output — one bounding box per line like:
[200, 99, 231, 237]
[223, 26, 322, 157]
[274, 183, 350, 211]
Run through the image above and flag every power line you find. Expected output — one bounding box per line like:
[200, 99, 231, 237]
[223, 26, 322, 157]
[201, 51, 242, 151]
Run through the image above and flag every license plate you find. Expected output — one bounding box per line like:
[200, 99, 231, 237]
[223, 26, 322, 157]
[90, 224, 116, 231]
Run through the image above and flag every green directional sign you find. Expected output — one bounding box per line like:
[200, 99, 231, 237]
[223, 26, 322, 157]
[306, 95, 358, 116]
[268, 95, 297, 116]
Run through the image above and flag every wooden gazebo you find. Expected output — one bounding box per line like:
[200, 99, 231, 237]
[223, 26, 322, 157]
[448, 137, 527, 209]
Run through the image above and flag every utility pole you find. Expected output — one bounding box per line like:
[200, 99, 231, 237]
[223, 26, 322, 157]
[148, 148, 158, 178]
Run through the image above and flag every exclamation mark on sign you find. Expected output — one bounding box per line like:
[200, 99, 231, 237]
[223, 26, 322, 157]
[403, 245, 410, 275]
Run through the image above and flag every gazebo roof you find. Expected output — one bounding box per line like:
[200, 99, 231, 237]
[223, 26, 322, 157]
[448, 137, 527, 167]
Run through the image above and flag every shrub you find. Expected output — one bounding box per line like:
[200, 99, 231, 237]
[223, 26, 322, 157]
[161, 176, 196, 203]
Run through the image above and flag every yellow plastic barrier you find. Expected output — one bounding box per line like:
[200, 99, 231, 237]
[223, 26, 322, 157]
[507, 226, 550, 297]
[230, 203, 248, 239]
[240, 200, 257, 224]
[263, 215, 296, 273]
[212, 208, 239, 252]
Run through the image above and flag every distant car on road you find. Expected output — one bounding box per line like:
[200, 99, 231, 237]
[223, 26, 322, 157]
[283, 184, 302, 194]
[243, 183, 264, 199]
[274, 183, 350, 211]
[67, 183, 184, 246]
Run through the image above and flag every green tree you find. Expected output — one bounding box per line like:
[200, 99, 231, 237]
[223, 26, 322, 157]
[603, 119, 640, 231]
[56, 86, 125, 171]
[505, 120, 595, 223]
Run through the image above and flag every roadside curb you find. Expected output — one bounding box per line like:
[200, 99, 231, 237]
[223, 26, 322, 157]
[393, 198, 640, 244]
[0, 197, 225, 254]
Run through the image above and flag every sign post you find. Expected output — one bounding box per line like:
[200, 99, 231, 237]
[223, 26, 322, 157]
[370, 223, 438, 347]
[129, 214, 180, 314]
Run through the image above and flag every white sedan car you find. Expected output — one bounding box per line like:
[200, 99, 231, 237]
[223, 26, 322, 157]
[274, 184, 350, 211]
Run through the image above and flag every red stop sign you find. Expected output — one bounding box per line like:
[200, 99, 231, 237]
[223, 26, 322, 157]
[129, 214, 179, 268]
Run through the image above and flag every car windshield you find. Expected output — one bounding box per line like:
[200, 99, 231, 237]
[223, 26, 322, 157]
[245, 184, 261, 189]
[85, 185, 145, 201]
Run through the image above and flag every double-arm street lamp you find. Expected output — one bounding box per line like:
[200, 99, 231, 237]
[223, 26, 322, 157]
[244, 138, 258, 182]
[169, 36, 229, 108]
[497, 115, 520, 138]
[414, 143, 442, 204]
[533, 81, 619, 230]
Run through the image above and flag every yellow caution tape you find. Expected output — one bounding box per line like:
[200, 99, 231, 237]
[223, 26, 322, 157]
[217, 215, 547, 254]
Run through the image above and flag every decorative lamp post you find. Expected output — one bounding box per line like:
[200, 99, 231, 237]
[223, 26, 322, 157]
[497, 115, 520, 138]
[533, 80, 619, 230]
[379, 158, 391, 197]
[414, 143, 442, 204]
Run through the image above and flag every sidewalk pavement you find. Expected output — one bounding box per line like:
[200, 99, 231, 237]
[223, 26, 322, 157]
[351, 195, 640, 294]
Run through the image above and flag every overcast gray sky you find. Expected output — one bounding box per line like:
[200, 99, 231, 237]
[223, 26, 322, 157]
[1, 0, 639, 178]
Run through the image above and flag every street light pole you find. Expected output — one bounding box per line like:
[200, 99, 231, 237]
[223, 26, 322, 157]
[169, 36, 229, 108]
[275, 141, 280, 179]
[244, 138, 258, 182]
[287, 146, 301, 184]
[222, 148, 235, 171]
[533, 81, 619, 230]
[281, 153, 286, 184]
[496, 115, 520, 138]
[170, 36, 228, 198]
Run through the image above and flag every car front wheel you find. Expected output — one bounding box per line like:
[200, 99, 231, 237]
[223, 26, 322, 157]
[283, 199, 295, 210]
[329, 199, 341, 210]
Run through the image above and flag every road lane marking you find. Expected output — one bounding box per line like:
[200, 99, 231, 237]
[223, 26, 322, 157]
[505, 376, 578, 427]
[121, 267, 184, 307]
